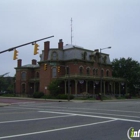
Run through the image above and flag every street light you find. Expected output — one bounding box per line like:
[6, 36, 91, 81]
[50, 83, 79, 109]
[100, 46, 111, 96]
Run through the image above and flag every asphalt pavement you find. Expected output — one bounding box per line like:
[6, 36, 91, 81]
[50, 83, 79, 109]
[0, 98, 140, 140]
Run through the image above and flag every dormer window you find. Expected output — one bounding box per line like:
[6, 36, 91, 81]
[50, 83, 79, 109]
[51, 51, 58, 60]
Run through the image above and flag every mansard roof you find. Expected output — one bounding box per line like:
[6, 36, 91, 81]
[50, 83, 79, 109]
[44, 44, 111, 64]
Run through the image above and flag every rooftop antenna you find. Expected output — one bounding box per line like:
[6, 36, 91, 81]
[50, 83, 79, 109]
[71, 18, 73, 45]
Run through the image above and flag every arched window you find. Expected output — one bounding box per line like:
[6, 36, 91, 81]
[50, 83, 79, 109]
[106, 70, 109, 77]
[52, 67, 57, 78]
[96, 69, 98, 76]
[93, 69, 95, 75]
[21, 72, 26, 81]
[86, 68, 90, 75]
[52, 52, 57, 60]
[66, 67, 69, 75]
[36, 72, 39, 78]
[101, 69, 104, 77]
[79, 67, 83, 75]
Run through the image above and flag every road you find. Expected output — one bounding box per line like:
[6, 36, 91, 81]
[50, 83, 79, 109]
[0, 99, 140, 140]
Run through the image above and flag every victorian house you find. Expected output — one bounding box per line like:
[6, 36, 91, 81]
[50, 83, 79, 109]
[15, 39, 126, 96]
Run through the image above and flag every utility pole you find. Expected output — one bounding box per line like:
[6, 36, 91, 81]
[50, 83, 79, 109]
[71, 18, 73, 45]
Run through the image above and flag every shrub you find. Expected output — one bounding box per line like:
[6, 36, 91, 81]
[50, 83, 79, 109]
[125, 93, 131, 99]
[57, 94, 74, 100]
[33, 92, 44, 98]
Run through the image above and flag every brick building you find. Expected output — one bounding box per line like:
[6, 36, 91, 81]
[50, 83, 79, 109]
[15, 39, 126, 97]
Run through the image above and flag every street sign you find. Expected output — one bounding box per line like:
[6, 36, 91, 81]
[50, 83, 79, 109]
[50, 63, 57, 66]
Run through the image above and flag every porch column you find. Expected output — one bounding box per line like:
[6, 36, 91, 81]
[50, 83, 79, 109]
[86, 80, 88, 93]
[119, 82, 121, 96]
[103, 81, 106, 95]
[64, 80, 67, 95]
[114, 82, 116, 94]
[93, 82, 95, 94]
[34, 83, 36, 93]
[125, 83, 127, 94]
[75, 80, 78, 95]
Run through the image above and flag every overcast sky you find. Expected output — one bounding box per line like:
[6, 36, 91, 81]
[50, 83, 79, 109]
[0, 0, 140, 76]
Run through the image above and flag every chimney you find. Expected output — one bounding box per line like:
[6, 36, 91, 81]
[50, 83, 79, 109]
[17, 59, 22, 67]
[58, 39, 63, 50]
[32, 59, 37, 65]
[44, 41, 50, 60]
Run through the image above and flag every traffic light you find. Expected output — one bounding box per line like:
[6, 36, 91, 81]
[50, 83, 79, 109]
[57, 66, 60, 72]
[13, 49, 18, 60]
[34, 43, 39, 55]
[44, 64, 47, 71]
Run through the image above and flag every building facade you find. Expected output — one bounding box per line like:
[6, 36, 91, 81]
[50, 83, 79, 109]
[15, 39, 126, 97]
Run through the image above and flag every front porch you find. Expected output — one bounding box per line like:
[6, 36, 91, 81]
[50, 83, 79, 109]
[58, 74, 126, 97]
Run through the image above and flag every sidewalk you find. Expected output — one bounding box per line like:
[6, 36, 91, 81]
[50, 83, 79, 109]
[0, 103, 11, 107]
[0, 96, 140, 106]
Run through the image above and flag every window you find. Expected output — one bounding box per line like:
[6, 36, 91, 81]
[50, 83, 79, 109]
[79, 67, 83, 75]
[101, 69, 104, 77]
[36, 72, 39, 78]
[52, 52, 57, 60]
[21, 72, 26, 81]
[96, 69, 98, 76]
[66, 67, 69, 75]
[106, 70, 109, 77]
[87, 68, 90, 75]
[93, 69, 95, 75]
[52, 67, 57, 78]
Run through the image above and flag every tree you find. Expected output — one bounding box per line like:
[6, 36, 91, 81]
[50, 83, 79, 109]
[0, 78, 7, 92]
[48, 80, 61, 96]
[112, 57, 140, 95]
[0, 76, 15, 94]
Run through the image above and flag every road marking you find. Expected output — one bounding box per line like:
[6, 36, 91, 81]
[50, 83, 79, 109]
[39, 111, 76, 115]
[40, 110, 140, 123]
[19, 104, 140, 114]
[6, 106, 140, 123]
[12, 102, 35, 105]
[0, 114, 76, 124]
[47, 109, 140, 119]
[75, 113, 140, 123]
[39, 110, 140, 123]
[0, 119, 116, 139]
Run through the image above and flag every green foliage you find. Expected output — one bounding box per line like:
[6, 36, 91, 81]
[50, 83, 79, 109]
[0, 93, 16, 97]
[0, 78, 7, 92]
[42, 94, 74, 100]
[0, 76, 15, 93]
[112, 57, 140, 95]
[33, 92, 44, 98]
[48, 80, 61, 96]
[57, 94, 74, 100]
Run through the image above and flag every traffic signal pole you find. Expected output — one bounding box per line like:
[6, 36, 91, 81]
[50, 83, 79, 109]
[0, 36, 54, 54]
[57, 64, 70, 101]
